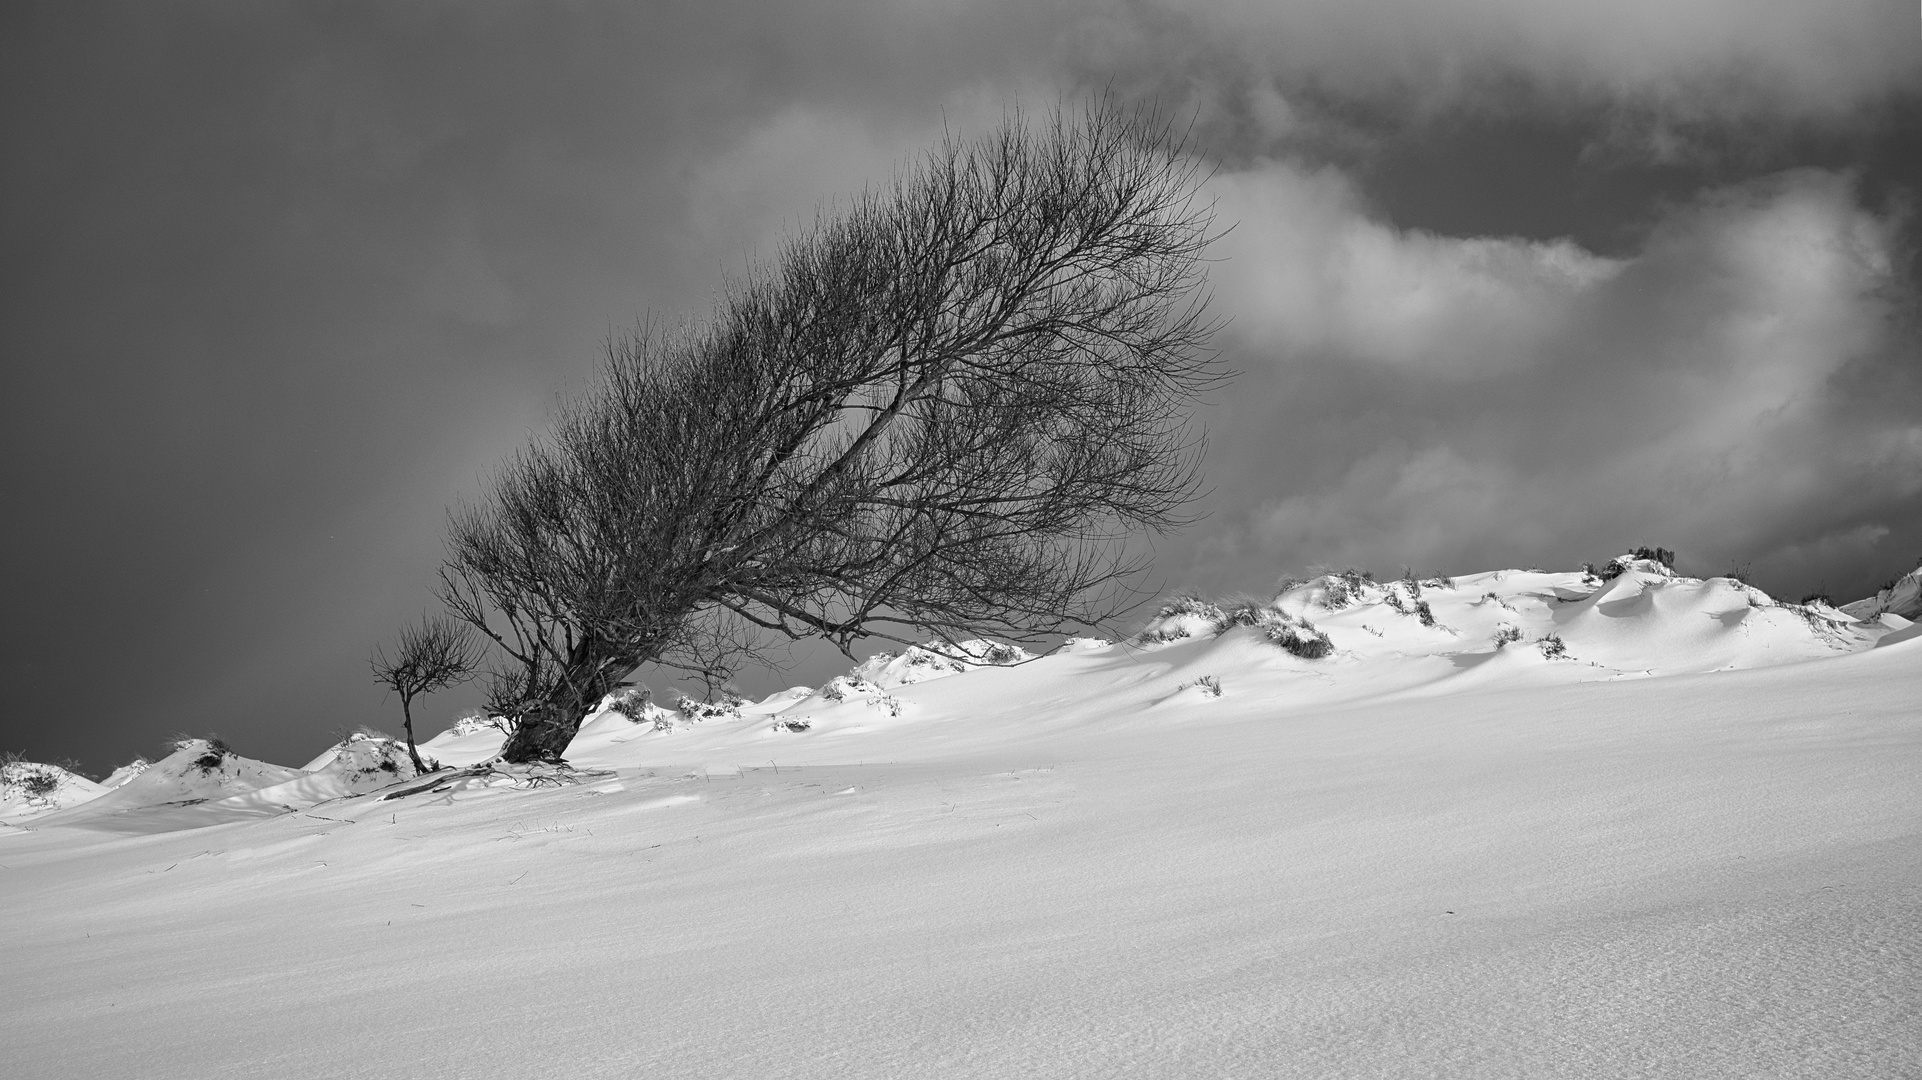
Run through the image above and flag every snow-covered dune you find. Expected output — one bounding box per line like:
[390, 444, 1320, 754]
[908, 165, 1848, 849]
[3, 560, 1916, 1078]
[26, 739, 307, 832]
[1841, 563, 1922, 622]
[0, 760, 103, 822]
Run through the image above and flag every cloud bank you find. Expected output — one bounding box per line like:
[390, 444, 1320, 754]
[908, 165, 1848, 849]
[1080, 0, 1921, 124]
[1188, 164, 1921, 589]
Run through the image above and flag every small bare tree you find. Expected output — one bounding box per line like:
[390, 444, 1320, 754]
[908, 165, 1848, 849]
[438, 99, 1223, 763]
[371, 616, 484, 773]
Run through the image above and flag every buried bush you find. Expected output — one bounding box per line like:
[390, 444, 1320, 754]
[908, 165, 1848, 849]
[1135, 589, 1335, 659]
[1158, 593, 1230, 622]
[1413, 599, 1437, 628]
[1262, 618, 1333, 659]
[1314, 568, 1374, 610]
[166, 734, 233, 772]
[1383, 587, 1437, 626]
[1133, 594, 1230, 644]
[448, 711, 514, 738]
[603, 685, 654, 721]
[1180, 675, 1223, 697]
[1632, 546, 1676, 567]
[1601, 546, 1679, 580]
[674, 692, 746, 723]
[1, 752, 62, 800]
[1493, 624, 1523, 649]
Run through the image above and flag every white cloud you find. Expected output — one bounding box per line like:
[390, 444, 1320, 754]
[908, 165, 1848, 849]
[1211, 164, 1621, 376]
[1195, 163, 1922, 585]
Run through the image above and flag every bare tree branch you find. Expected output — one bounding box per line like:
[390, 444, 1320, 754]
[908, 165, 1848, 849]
[431, 98, 1223, 763]
[370, 615, 484, 772]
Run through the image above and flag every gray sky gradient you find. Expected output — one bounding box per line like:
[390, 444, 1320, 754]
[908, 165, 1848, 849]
[4, 1, 1918, 775]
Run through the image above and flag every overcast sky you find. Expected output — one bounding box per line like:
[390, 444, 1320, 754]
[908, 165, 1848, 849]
[5, 1, 1919, 775]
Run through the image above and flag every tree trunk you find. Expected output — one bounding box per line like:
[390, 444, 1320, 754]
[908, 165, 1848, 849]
[498, 698, 578, 763]
[400, 699, 429, 774]
[497, 662, 624, 764]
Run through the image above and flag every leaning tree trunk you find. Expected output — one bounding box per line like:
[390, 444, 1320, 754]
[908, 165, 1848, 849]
[497, 657, 627, 764]
[400, 699, 429, 774]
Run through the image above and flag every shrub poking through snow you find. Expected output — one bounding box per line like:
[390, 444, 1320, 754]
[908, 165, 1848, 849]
[1291, 568, 1375, 611]
[603, 685, 653, 721]
[1, 752, 62, 801]
[1538, 634, 1568, 659]
[1134, 593, 1230, 643]
[448, 711, 514, 738]
[1632, 546, 1676, 568]
[817, 677, 906, 716]
[1139, 590, 1336, 659]
[1378, 581, 1442, 628]
[856, 640, 1036, 688]
[773, 718, 812, 733]
[331, 731, 421, 783]
[966, 642, 1027, 666]
[820, 676, 878, 702]
[1181, 675, 1223, 697]
[861, 648, 960, 681]
[1494, 624, 1523, 649]
[1263, 617, 1334, 659]
[171, 735, 233, 773]
[674, 692, 745, 723]
[1603, 546, 1679, 580]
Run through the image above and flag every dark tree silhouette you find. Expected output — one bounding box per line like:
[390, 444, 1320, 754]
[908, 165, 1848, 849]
[370, 616, 484, 773]
[439, 100, 1223, 763]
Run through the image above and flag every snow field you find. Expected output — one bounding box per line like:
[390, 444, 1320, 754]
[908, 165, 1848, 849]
[2, 563, 1917, 1077]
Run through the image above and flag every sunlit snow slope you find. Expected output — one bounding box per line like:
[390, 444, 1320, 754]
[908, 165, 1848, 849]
[3, 562, 1917, 1079]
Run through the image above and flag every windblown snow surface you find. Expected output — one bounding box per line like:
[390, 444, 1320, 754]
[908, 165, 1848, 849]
[4, 562, 1918, 1078]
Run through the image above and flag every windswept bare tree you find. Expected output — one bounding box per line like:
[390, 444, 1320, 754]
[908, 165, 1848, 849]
[371, 615, 484, 773]
[439, 99, 1222, 763]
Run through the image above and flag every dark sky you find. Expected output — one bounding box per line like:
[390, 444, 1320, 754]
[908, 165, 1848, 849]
[5, 1, 1919, 776]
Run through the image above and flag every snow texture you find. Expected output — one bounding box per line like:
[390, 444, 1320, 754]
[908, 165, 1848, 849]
[2, 563, 1917, 1078]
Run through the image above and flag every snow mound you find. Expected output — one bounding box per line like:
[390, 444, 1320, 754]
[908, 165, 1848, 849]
[748, 686, 816, 711]
[1841, 564, 1922, 621]
[1, 758, 105, 821]
[1136, 593, 1337, 659]
[852, 639, 1034, 689]
[296, 733, 428, 791]
[805, 676, 906, 716]
[1134, 596, 1235, 645]
[99, 758, 152, 789]
[27, 740, 306, 832]
[18, 559, 1911, 829]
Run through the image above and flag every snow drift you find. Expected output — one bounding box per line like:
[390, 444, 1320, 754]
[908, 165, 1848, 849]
[2, 559, 1916, 1078]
